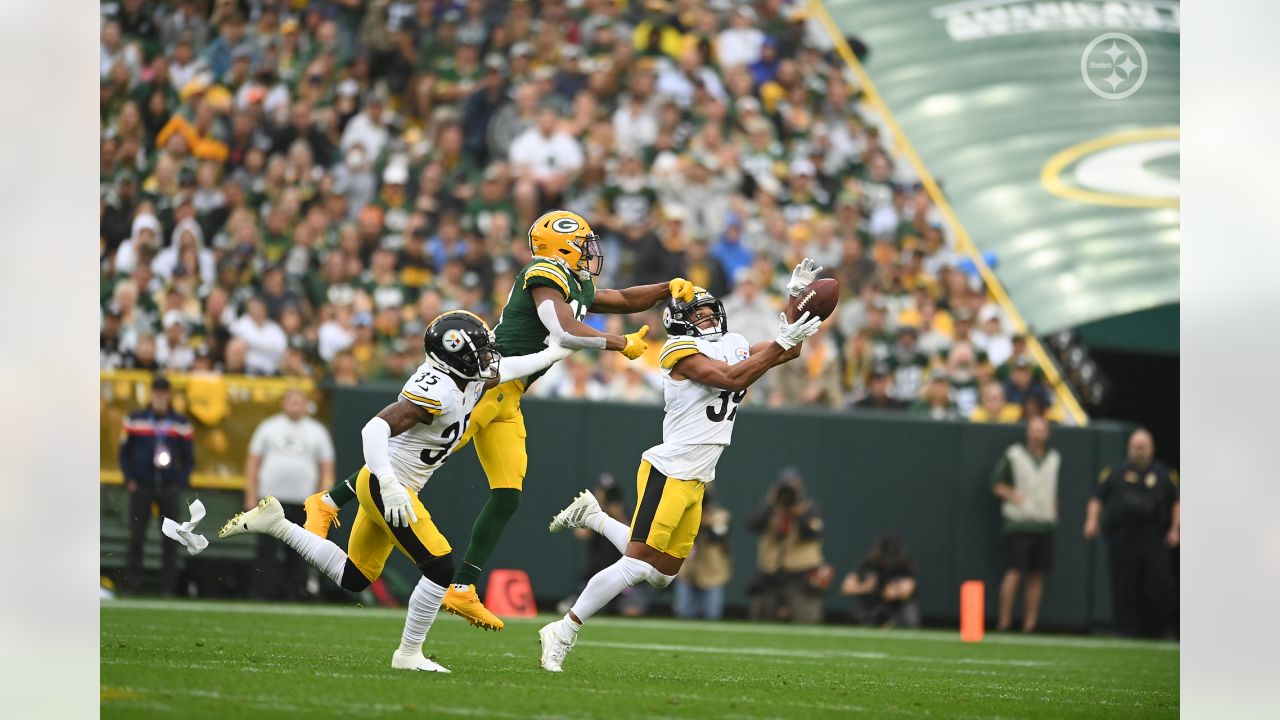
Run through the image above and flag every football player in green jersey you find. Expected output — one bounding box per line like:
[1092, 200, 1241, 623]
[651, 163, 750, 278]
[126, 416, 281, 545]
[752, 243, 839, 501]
[305, 209, 696, 630]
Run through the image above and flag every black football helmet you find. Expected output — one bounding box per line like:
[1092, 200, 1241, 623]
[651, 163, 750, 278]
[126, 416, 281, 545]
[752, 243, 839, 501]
[662, 289, 728, 339]
[423, 310, 501, 380]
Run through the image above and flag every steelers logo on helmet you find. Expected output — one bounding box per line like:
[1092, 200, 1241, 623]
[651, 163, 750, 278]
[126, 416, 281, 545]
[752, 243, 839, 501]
[736, 347, 750, 361]
[551, 216, 581, 234]
[442, 328, 466, 353]
[662, 306, 672, 328]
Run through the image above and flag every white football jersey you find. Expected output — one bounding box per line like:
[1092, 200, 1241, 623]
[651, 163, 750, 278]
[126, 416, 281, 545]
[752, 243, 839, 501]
[641, 332, 753, 482]
[387, 361, 487, 492]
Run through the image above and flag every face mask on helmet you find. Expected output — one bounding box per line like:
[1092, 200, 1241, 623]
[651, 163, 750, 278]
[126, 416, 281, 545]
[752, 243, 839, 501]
[580, 234, 603, 277]
[663, 294, 727, 339]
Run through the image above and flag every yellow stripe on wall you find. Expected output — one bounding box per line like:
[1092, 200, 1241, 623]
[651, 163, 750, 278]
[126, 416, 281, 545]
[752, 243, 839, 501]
[809, 0, 1087, 425]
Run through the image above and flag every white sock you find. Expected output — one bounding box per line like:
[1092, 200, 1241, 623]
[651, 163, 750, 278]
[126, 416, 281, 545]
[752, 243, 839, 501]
[569, 556, 652, 623]
[558, 612, 582, 636]
[321, 493, 338, 510]
[399, 577, 447, 654]
[276, 522, 347, 585]
[592, 514, 631, 554]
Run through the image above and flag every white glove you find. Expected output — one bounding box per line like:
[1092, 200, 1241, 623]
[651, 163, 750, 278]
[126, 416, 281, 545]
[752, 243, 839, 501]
[775, 312, 822, 350]
[786, 257, 823, 297]
[379, 476, 418, 527]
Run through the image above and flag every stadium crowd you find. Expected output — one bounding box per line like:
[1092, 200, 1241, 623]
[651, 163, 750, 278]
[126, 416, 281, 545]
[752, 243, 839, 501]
[99, 0, 1061, 422]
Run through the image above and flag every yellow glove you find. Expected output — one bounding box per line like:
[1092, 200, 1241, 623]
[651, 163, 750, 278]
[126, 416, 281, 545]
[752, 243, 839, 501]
[621, 324, 650, 360]
[668, 278, 696, 303]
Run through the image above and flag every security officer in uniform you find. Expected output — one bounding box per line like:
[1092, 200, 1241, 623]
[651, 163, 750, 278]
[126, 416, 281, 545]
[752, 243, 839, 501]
[1084, 428, 1179, 638]
[120, 374, 196, 595]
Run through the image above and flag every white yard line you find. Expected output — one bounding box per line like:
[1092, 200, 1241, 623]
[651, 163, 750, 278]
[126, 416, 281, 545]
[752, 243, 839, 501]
[102, 599, 1178, 652]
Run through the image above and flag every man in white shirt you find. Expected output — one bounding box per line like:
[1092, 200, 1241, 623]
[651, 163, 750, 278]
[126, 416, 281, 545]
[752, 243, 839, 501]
[244, 389, 336, 600]
[340, 92, 391, 162]
[230, 297, 288, 375]
[508, 106, 584, 199]
[716, 6, 765, 68]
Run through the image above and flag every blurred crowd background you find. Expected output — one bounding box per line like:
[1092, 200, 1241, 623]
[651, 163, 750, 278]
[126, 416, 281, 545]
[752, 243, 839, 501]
[100, 0, 1064, 423]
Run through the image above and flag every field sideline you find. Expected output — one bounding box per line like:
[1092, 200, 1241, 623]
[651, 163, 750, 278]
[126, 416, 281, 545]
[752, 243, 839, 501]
[102, 600, 1177, 719]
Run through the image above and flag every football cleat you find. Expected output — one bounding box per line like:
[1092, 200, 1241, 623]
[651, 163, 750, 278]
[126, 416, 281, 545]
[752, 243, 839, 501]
[549, 490, 602, 533]
[391, 649, 451, 673]
[219, 496, 286, 539]
[303, 492, 341, 538]
[442, 585, 505, 631]
[538, 620, 577, 672]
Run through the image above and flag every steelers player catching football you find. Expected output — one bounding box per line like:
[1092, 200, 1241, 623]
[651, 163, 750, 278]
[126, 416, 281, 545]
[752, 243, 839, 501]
[302, 210, 698, 630]
[538, 259, 825, 672]
[220, 311, 573, 672]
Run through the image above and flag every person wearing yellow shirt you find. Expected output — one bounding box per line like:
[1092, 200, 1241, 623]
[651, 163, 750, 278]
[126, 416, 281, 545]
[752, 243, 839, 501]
[970, 381, 1022, 424]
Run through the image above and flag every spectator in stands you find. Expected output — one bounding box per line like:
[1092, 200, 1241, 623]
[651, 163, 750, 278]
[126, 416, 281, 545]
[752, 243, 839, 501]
[748, 468, 829, 624]
[769, 321, 842, 408]
[853, 365, 906, 412]
[910, 370, 961, 420]
[244, 389, 335, 601]
[841, 533, 921, 628]
[992, 417, 1059, 633]
[120, 375, 195, 595]
[721, 268, 777, 344]
[970, 380, 1021, 423]
[1085, 429, 1179, 638]
[674, 495, 733, 621]
[230, 296, 287, 375]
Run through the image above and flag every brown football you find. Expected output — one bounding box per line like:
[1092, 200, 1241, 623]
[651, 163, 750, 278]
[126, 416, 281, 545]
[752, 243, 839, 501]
[786, 278, 840, 322]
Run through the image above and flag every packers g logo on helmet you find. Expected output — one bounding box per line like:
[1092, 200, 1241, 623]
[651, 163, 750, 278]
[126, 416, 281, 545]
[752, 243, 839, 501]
[551, 216, 581, 234]
[528, 210, 604, 279]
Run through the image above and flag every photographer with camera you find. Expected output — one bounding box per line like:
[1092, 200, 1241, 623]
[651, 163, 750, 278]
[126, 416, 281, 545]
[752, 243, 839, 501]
[747, 467, 830, 623]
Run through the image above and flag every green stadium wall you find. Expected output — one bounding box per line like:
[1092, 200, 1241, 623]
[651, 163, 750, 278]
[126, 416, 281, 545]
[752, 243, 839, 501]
[326, 387, 1130, 629]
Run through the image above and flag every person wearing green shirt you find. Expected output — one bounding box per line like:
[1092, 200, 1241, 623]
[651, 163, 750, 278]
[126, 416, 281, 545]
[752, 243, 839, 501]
[990, 417, 1060, 633]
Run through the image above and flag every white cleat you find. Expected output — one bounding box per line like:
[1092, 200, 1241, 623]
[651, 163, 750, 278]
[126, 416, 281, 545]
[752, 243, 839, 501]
[219, 496, 287, 539]
[538, 620, 576, 672]
[549, 490, 601, 533]
[391, 649, 451, 673]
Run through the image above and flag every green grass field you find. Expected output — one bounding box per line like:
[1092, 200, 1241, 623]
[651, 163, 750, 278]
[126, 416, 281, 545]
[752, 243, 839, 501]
[102, 600, 1177, 718]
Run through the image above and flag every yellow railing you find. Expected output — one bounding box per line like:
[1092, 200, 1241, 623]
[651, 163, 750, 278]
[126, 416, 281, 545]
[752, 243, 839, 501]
[809, 0, 1088, 425]
[100, 371, 321, 490]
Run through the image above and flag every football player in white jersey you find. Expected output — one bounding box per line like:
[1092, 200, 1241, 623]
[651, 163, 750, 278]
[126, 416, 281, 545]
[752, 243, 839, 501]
[220, 311, 572, 673]
[536, 259, 825, 672]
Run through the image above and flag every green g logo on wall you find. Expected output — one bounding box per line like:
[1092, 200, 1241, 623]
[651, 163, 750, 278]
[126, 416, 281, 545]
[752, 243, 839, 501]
[1041, 128, 1179, 209]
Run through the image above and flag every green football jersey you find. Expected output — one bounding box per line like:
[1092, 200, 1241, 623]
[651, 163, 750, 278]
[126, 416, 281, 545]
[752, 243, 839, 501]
[496, 257, 596, 387]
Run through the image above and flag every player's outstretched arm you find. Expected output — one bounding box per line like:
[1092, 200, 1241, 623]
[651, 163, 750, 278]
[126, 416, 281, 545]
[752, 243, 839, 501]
[489, 340, 574, 388]
[590, 278, 696, 314]
[673, 313, 821, 391]
[533, 285, 649, 359]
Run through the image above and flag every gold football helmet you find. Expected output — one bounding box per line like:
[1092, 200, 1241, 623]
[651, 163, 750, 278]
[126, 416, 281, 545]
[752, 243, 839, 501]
[527, 210, 603, 278]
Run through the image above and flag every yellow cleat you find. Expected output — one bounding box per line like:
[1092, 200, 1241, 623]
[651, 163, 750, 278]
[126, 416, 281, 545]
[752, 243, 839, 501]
[303, 492, 341, 539]
[442, 584, 505, 631]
